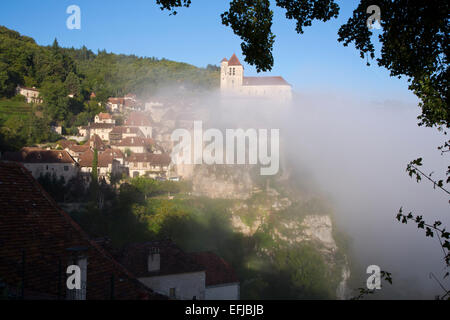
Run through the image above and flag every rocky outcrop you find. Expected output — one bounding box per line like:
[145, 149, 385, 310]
[192, 165, 253, 199]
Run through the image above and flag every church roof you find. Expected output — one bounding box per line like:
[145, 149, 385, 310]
[221, 57, 228, 62]
[243, 76, 290, 86]
[228, 53, 242, 66]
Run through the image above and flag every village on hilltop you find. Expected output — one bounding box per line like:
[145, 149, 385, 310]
[1, 88, 208, 185]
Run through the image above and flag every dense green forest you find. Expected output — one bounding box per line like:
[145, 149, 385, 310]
[0, 25, 219, 151]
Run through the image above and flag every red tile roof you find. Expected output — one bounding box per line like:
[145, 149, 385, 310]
[0, 161, 163, 299]
[57, 140, 76, 149]
[221, 58, 228, 62]
[119, 241, 204, 277]
[67, 135, 105, 154]
[108, 98, 125, 104]
[78, 149, 115, 168]
[228, 53, 242, 66]
[68, 144, 89, 154]
[128, 153, 171, 166]
[125, 112, 152, 127]
[103, 148, 124, 160]
[97, 112, 112, 120]
[190, 252, 239, 286]
[243, 76, 290, 86]
[2, 148, 75, 164]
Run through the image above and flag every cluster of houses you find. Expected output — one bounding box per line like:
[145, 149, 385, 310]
[3, 111, 174, 184]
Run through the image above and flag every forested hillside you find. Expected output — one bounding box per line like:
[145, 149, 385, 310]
[0, 25, 219, 151]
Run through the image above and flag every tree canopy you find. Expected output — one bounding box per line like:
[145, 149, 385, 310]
[156, 0, 448, 131]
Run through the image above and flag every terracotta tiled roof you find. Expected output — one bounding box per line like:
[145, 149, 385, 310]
[125, 112, 152, 127]
[114, 137, 154, 148]
[128, 153, 171, 166]
[108, 98, 125, 104]
[110, 126, 143, 135]
[87, 134, 106, 150]
[57, 139, 76, 149]
[78, 149, 115, 168]
[221, 57, 228, 62]
[242, 76, 290, 86]
[228, 53, 241, 66]
[0, 161, 164, 300]
[119, 240, 204, 277]
[103, 148, 124, 160]
[190, 252, 239, 286]
[68, 144, 89, 154]
[2, 148, 75, 164]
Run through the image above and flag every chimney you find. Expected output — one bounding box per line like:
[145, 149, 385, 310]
[148, 247, 160, 272]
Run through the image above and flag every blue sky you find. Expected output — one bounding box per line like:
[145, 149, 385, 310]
[0, 0, 417, 103]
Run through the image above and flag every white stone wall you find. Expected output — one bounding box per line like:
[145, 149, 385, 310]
[220, 62, 244, 90]
[239, 85, 292, 101]
[90, 128, 113, 141]
[139, 272, 206, 300]
[94, 116, 115, 124]
[205, 283, 240, 300]
[24, 163, 78, 183]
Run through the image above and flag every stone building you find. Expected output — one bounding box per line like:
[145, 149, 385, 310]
[119, 240, 239, 300]
[126, 152, 171, 178]
[16, 86, 43, 104]
[94, 112, 115, 124]
[220, 54, 292, 101]
[2, 147, 78, 183]
[125, 112, 152, 138]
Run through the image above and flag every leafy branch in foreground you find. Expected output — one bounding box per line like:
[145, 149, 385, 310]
[406, 158, 450, 196]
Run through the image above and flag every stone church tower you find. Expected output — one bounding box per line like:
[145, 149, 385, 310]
[220, 53, 292, 101]
[220, 54, 244, 90]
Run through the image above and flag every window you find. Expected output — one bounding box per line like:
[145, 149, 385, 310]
[169, 288, 176, 298]
[64, 166, 69, 171]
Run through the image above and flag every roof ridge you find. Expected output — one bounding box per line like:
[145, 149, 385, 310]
[11, 161, 147, 291]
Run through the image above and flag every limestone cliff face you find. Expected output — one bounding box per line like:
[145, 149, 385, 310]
[189, 162, 351, 299]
